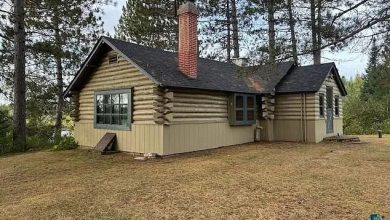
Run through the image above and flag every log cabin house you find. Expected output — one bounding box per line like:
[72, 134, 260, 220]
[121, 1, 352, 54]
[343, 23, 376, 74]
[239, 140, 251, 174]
[64, 2, 347, 155]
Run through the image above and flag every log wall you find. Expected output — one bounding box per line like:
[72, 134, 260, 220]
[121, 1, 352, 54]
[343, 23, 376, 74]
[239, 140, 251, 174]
[274, 93, 317, 120]
[261, 70, 344, 143]
[166, 89, 229, 124]
[72, 49, 164, 152]
[76, 50, 163, 124]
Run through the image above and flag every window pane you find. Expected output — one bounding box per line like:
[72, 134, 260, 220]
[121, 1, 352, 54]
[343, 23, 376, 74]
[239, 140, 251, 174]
[120, 94, 128, 104]
[95, 91, 131, 128]
[236, 95, 243, 108]
[96, 115, 104, 124]
[96, 95, 103, 105]
[236, 110, 244, 121]
[96, 104, 104, 113]
[120, 115, 128, 125]
[104, 104, 111, 114]
[104, 115, 111, 124]
[120, 104, 128, 114]
[103, 94, 111, 104]
[247, 110, 255, 121]
[111, 94, 119, 104]
[113, 104, 120, 114]
[112, 115, 120, 125]
[247, 96, 254, 108]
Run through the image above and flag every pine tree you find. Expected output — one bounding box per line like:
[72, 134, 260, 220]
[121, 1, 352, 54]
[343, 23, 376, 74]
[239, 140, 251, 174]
[26, 0, 106, 138]
[13, 0, 27, 151]
[287, 0, 298, 63]
[115, 0, 184, 51]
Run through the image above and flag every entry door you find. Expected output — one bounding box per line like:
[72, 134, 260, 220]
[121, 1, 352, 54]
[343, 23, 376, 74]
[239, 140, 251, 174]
[326, 87, 334, 133]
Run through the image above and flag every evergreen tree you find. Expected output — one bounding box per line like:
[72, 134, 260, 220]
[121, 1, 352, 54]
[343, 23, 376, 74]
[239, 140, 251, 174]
[13, 0, 27, 151]
[115, 0, 184, 51]
[0, 0, 107, 144]
[361, 37, 389, 100]
[26, 0, 106, 138]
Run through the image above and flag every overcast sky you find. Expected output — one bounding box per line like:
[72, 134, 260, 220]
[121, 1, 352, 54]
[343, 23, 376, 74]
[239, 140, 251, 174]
[0, 1, 368, 104]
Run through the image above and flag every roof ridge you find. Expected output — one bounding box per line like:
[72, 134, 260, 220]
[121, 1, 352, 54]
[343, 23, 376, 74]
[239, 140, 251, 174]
[299, 62, 335, 68]
[102, 36, 295, 67]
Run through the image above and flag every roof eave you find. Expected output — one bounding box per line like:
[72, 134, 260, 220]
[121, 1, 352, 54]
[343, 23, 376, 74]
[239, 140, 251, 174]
[63, 37, 105, 98]
[63, 37, 163, 99]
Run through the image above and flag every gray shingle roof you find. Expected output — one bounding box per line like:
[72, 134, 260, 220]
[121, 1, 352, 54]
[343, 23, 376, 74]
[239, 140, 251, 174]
[103, 37, 293, 94]
[64, 36, 347, 97]
[276, 63, 347, 96]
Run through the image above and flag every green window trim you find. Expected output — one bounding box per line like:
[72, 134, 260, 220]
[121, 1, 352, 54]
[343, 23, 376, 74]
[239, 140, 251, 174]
[94, 89, 132, 130]
[319, 93, 325, 118]
[229, 93, 256, 126]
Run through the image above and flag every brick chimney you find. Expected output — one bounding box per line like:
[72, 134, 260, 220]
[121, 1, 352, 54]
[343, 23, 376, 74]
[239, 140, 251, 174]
[177, 1, 199, 78]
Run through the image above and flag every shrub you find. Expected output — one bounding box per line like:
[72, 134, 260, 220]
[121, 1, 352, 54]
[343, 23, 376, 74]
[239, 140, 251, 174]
[53, 136, 78, 151]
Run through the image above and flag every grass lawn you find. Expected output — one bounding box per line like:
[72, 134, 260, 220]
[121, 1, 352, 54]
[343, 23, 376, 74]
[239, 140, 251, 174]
[1, 135, 390, 219]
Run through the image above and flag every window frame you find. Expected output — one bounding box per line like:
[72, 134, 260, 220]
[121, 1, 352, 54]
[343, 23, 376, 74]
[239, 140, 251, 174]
[94, 89, 132, 130]
[334, 95, 340, 117]
[319, 93, 325, 118]
[229, 93, 256, 126]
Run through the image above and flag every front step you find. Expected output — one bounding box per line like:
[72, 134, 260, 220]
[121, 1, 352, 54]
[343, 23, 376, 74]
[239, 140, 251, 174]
[324, 135, 360, 143]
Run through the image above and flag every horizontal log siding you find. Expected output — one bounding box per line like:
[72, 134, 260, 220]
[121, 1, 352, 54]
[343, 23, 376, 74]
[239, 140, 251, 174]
[274, 93, 317, 120]
[169, 89, 229, 124]
[77, 50, 162, 124]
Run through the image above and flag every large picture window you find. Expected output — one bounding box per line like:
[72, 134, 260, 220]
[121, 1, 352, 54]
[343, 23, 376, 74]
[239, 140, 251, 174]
[94, 89, 131, 130]
[229, 94, 256, 125]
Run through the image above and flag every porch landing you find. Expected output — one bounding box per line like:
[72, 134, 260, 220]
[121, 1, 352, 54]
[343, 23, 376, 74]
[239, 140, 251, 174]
[323, 135, 361, 143]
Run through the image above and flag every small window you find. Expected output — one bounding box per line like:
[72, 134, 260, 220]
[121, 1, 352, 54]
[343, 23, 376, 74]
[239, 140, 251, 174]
[319, 93, 325, 118]
[229, 94, 256, 125]
[335, 96, 340, 117]
[108, 55, 118, 64]
[95, 89, 131, 130]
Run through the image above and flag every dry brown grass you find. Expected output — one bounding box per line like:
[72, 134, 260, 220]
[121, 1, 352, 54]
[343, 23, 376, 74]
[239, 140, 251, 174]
[1, 135, 390, 219]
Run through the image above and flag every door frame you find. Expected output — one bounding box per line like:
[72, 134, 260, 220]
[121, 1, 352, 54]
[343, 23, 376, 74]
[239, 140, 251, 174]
[326, 86, 334, 134]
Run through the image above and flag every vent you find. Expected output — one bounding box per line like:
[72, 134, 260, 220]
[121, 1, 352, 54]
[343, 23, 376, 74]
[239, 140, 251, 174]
[108, 55, 118, 64]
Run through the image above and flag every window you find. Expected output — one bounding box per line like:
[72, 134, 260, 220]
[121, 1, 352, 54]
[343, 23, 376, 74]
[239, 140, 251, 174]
[229, 94, 256, 125]
[319, 93, 325, 118]
[108, 55, 118, 64]
[335, 96, 340, 117]
[94, 89, 131, 130]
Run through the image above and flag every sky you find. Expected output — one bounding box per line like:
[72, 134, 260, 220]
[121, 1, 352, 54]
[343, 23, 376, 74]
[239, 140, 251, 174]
[0, 1, 368, 104]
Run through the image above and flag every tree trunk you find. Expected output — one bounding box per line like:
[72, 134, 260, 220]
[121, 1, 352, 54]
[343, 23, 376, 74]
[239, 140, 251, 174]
[54, 56, 63, 139]
[310, 0, 320, 64]
[226, 0, 231, 61]
[12, 0, 27, 151]
[316, 0, 322, 64]
[230, 0, 240, 58]
[267, 0, 276, 63]
[287, 0, 298, 63]
[53, 23, 63, 139]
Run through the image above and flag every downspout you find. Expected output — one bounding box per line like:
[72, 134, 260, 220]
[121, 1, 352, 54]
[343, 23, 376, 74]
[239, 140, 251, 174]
[304, 93, 307, 143]
[300, 93, 303, 142]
